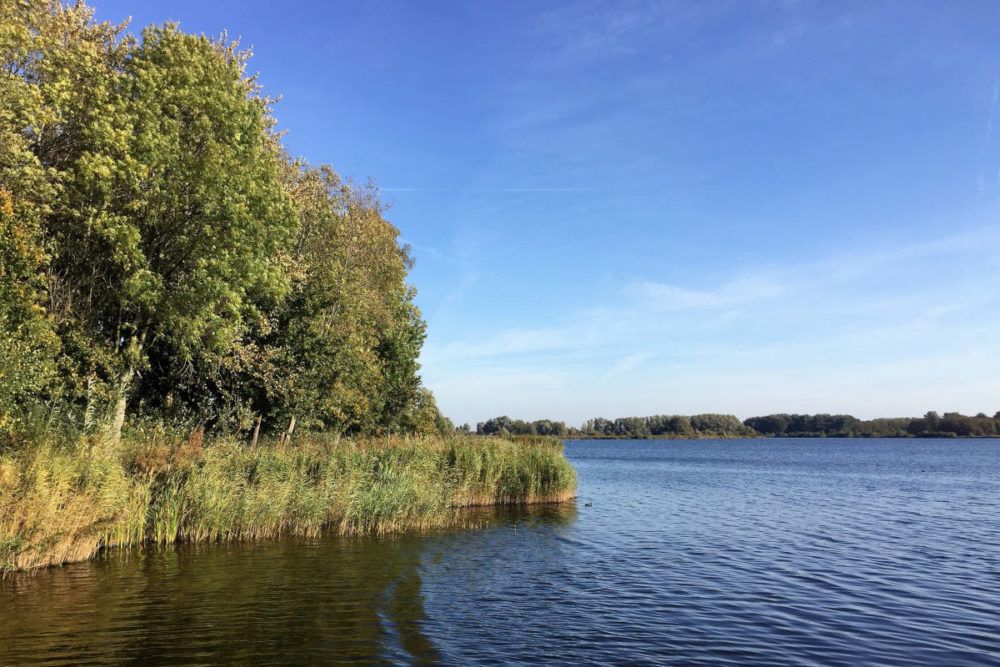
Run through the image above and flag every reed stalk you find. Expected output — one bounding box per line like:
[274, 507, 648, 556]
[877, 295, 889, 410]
[0, 432, 576, 574]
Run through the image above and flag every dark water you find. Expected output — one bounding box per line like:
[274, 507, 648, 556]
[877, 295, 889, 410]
[2, 439, 999, 665]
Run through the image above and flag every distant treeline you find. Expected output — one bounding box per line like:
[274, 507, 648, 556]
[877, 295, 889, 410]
[469, 414, 755, 439]
[744, 412, 1000, 438]
[465, 411, 1000, 439]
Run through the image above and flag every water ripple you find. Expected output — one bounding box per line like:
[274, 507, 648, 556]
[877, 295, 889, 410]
[2, 439, 999, 664]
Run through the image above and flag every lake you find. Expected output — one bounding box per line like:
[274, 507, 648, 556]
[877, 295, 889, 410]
[2, 438, 998, 665]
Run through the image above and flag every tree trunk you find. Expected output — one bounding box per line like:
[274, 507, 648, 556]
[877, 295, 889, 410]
[110, 394, 127, 446]
[109, 368, 133, 447]
[251, 415, 262, 448]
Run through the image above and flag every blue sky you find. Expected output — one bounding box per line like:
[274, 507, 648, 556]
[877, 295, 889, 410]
[94, 1, 1000, 425]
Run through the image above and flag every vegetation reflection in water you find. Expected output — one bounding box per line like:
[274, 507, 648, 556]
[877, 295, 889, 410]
[0, 503, 577, 665]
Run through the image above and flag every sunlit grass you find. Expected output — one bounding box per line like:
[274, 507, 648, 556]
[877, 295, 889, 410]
[0, 432, 576, 573]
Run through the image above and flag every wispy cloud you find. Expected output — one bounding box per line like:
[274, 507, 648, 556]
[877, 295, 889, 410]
[531, 0, 724, 63]
[627, 276, 785, 311]
[428, 225, 1000, 363]
[424, 327, 576, 363]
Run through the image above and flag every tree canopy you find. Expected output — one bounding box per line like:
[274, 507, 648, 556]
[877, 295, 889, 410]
[743, 411, 1000, 438]
[0, 1, 446, 439]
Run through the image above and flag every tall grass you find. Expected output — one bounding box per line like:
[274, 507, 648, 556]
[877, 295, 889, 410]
[0, 432, 576, 573]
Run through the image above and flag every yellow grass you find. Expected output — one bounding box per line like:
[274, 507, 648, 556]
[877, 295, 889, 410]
[0, 432, 576, 573]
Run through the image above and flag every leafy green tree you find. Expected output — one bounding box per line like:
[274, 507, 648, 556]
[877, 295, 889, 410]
[0, 2, 438, 441]
[116, 26, 297, 435]
[478, 416, 514, 436]
[0, 0, 125, 431]
[263, 165, 425, 435]
[403, 387, 451, 436]
[0, 170, 60, 432]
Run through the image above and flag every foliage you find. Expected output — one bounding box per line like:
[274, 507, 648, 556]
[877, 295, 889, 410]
[0, 0, 85, 430]
[743, 414, 864, 437]
[577, 414, 754, 438]
[744, 411, 1000, 438]
[477, 416, 570, 437]
[260, 166, 425, 435]
[0, 2, 433, 439]
[476, 411, 1000, 439]
[475, 413, 753, 438]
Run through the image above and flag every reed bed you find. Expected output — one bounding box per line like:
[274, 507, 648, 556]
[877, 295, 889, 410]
[0, 432, 576, 574]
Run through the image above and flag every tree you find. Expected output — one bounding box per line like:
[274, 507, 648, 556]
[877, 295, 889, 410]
[119, 26, 298, 435]
[478, 416, 515, 436]
[0, 0, 128, 432]
[0, 152, 60, 432]
[264, 165, 425, 434]
[402, 387, 448, 436]
[0, 2, 439, 442]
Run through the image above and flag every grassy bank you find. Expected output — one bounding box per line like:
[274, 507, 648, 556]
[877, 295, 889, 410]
[0, 432, 576, 574]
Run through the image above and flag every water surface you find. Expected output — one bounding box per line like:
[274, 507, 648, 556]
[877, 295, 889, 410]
[2, 438, 998, 664]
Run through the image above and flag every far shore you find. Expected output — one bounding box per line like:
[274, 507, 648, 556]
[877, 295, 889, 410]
[562, 433, 1000, 440]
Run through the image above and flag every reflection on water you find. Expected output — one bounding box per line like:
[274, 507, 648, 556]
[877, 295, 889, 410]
[0, 504, 576, 665]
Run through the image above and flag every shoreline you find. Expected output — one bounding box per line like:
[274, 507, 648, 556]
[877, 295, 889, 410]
[563, 434, 1000, 440]
[0, 434, 577, 575]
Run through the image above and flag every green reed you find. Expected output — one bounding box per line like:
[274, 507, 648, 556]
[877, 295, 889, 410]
[0, 432, 576, 573]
